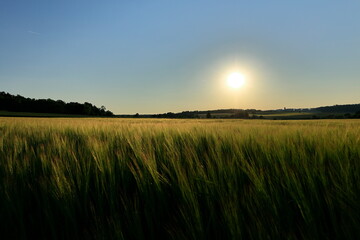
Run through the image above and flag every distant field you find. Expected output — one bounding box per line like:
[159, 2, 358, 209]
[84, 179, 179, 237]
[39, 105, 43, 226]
[0, 118, 359, 239]
[197, 112, 234, 118]
[254, 111, 354, 120]
[259, 112, 314, 117]
[255, 112, 315, 119]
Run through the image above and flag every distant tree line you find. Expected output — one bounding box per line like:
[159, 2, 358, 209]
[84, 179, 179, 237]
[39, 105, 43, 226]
[0, 92, 114, 116]
[152, 111, 200, 119]
[313, 111, 360, 119]
[121, 104, 360, 119]
[314, 104, 360, 113]
[151, 110, 249, 119]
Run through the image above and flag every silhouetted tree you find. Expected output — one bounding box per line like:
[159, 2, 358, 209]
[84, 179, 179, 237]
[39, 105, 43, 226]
[0, 91, 114, 116]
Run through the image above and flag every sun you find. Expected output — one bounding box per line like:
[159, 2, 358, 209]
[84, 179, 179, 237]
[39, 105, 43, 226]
[227, 72, 245, 89]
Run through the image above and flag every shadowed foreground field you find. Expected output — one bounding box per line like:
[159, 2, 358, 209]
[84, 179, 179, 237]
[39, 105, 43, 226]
[0, 118, 359, 239]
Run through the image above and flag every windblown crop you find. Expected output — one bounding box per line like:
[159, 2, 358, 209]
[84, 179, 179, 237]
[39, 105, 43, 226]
[0, 118, 359, 239]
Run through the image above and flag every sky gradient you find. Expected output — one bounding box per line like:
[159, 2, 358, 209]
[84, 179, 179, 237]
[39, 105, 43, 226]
[1, 1, 360, 114]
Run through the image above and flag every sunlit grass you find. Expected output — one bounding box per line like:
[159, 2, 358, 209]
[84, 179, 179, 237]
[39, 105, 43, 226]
[0, 118, 359, 239]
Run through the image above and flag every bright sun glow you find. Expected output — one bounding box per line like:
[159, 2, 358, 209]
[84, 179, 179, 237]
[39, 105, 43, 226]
[227, 72, 245, 89]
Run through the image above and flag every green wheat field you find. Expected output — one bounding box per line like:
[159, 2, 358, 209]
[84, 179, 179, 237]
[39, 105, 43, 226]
[0, 117, 359, 239]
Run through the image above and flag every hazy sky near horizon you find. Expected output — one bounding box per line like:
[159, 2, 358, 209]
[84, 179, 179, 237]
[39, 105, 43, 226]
[1, 1, 360, 114]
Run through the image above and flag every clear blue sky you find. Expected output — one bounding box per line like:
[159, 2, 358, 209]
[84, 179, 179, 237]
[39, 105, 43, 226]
[1, 1, 360, 114]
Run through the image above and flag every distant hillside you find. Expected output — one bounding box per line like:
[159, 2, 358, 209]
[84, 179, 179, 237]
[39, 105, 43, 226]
[150, 109, 250, 119]
[313, 104, 360, 113]
[123, 103, 360, 119]
[0, 92, 113, 116]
